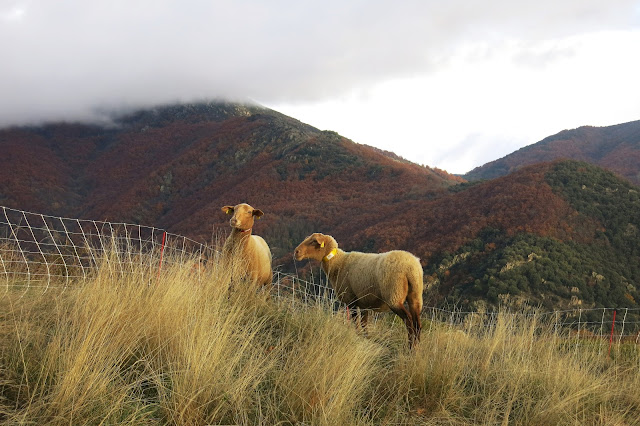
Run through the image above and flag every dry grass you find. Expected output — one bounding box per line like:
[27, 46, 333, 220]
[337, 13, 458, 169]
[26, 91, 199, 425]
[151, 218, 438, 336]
[1, 253, 639, 425]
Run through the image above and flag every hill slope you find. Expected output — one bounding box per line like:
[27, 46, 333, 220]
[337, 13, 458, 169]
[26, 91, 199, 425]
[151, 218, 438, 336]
[0, 101, 461, 261]
[464, 120, 640, 185]
[408, 161, 640, 314]
[2, 103, 639, 314]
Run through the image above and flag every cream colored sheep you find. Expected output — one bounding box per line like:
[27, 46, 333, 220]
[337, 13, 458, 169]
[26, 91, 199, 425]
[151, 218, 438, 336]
[221, 203, 272, 286]
[294, 233, 423, 347]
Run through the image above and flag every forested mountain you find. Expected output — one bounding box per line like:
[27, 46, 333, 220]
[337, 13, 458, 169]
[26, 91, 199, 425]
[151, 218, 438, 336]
[0, 101, 461, 261]
[464, 120, 640, 185]
[414, 162, 640, 315]
[1, 102, 639, 314]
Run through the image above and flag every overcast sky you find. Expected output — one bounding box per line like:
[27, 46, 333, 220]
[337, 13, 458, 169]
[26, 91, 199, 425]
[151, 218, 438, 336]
[2, 1, 640, 174]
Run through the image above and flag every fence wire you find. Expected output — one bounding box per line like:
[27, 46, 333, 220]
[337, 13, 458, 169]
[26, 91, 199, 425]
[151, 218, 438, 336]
[272, 270, 640, 341]
[0, 205, 211, 291]
[2, 205, 639, 343]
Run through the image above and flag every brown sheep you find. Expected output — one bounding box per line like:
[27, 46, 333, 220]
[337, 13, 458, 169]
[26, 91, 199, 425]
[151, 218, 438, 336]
[294, 233, 423, 347]
[221, 203, 272, 286]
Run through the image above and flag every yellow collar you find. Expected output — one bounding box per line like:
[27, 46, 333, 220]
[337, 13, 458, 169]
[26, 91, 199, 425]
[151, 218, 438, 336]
[323, 248, 338, 262]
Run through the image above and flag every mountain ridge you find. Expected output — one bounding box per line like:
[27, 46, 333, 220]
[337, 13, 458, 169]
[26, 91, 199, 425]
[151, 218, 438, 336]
[0, 101, 461, 253]
[1, 101, 639, 314]
[464, 119, 640, 184]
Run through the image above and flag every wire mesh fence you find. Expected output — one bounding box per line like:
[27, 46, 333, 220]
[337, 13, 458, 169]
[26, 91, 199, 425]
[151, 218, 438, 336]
[421, 306, 640, 343]
[0, 205, 212, 291]
[273, 270, 640, 342]
[2, 205, 639, 344]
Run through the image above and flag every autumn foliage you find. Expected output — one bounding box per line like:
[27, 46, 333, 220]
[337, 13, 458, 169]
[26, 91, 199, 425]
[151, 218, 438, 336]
[2, 102, 639, 312]
[0, 102, 462, 261]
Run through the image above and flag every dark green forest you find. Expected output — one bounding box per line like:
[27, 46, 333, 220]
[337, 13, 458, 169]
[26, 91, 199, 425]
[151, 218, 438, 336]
[428, 162, 640, 317]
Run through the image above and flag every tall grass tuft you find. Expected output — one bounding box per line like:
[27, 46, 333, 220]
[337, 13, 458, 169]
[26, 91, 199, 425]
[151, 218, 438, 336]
[1, 249, 639, 424]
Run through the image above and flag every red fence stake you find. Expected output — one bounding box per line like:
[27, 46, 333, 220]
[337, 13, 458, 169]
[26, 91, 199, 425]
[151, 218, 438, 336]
[157, 231, 167, 281]
[608, 310, 617, 358]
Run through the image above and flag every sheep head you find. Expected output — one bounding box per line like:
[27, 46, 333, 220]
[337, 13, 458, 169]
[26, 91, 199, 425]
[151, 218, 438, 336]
[221, 203, 264, 232]
[294, 233, 337, 261]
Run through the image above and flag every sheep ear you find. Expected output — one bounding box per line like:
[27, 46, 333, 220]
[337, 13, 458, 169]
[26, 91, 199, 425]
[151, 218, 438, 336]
[311, 235, 324, 248]
[222, 206, 234, 215]
[252, 209, 264, 219]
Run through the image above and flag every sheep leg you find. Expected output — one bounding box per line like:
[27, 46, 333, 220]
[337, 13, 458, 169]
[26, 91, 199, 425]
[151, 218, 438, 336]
[359, 309, 370, 329]
[390, 305, 419, 348]
[407, 300, 422, 344]
[352, 308, 370, 336]
[346, 305, 369, 334]
[359, 309, 372, 337]
[346, 302, 360, 325]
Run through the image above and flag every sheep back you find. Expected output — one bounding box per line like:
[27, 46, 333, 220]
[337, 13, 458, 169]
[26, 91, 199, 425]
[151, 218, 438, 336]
[249, 234, 272, 285]
[329, 250, 423, 312]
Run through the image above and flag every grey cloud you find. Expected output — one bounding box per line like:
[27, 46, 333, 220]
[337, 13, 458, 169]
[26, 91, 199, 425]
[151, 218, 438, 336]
[1, 0, 638, 127]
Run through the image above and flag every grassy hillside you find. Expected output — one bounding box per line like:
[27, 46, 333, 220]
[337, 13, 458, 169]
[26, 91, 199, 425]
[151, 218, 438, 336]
[1, 253, 640, 424]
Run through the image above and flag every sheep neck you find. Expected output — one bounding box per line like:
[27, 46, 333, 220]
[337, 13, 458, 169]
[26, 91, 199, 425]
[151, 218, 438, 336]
[321, 248, 343, 278]
[230, 227, 252, 237]
[225, 228, 253, 252]
[323, 248, 338, 262]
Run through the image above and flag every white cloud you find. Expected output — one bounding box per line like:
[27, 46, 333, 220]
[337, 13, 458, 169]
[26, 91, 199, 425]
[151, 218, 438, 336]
[0, 5, 25, 21]
[267, 29, 640, 174]
[1, 0, 639, 173]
